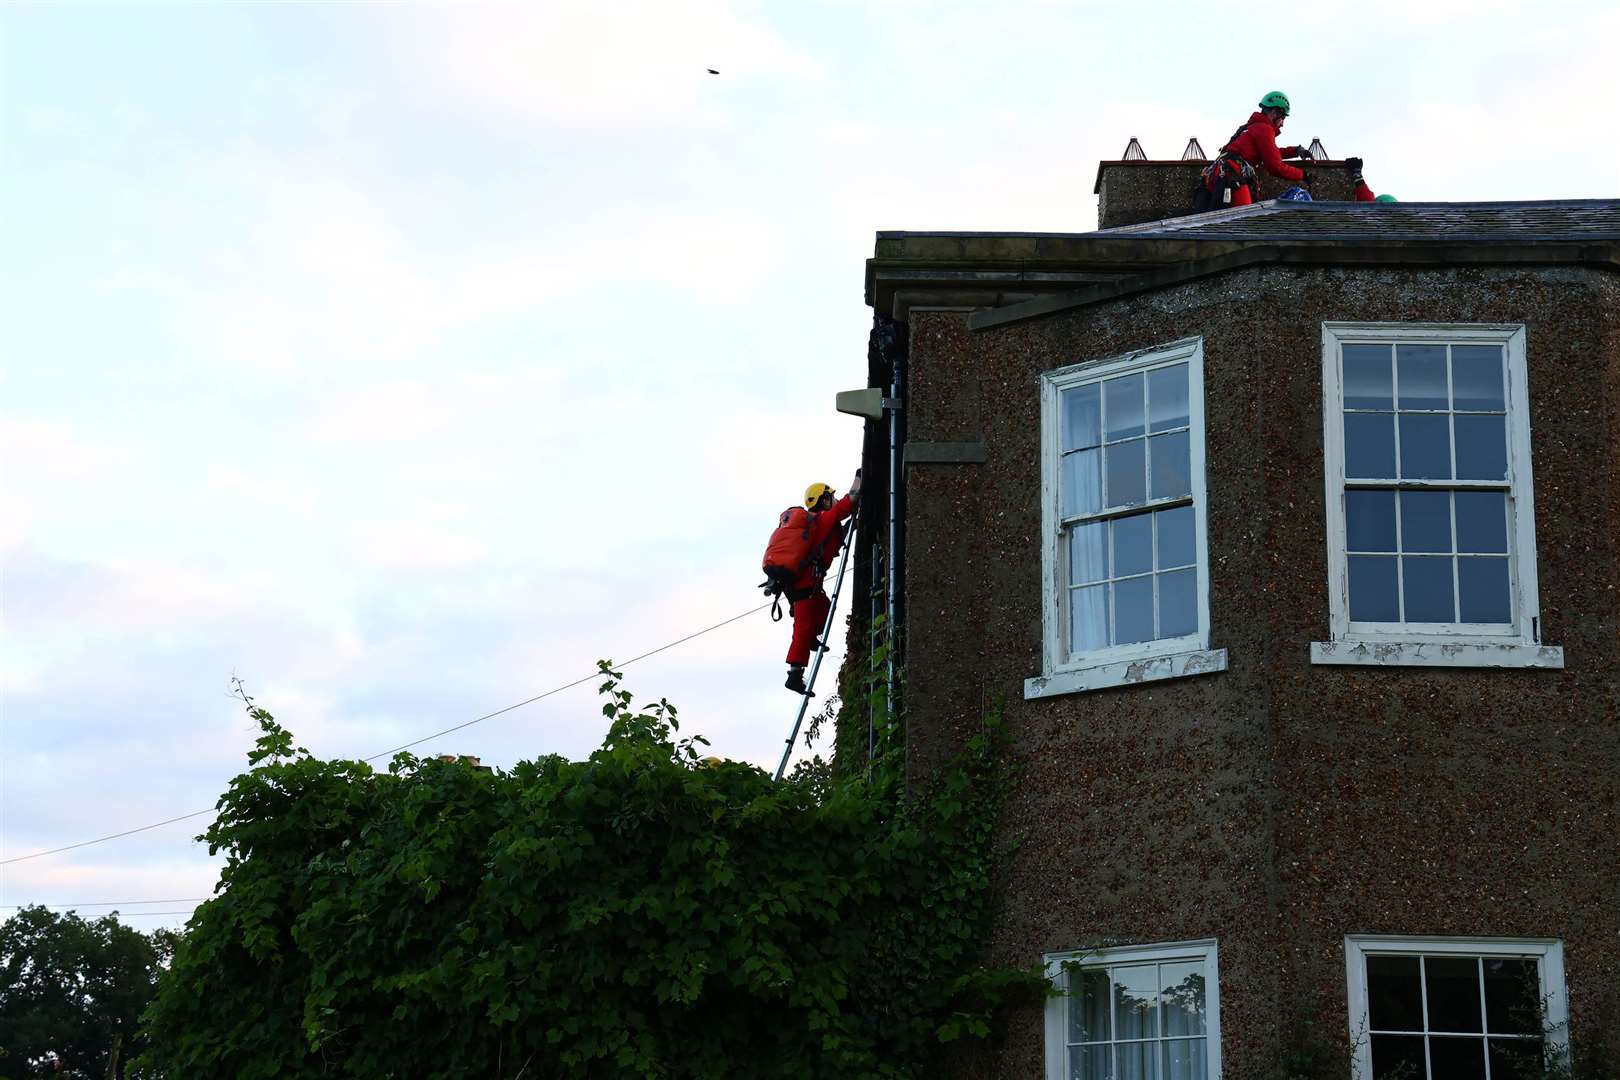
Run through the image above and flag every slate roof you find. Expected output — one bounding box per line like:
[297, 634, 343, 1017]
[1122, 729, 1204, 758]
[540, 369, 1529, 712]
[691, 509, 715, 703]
[1099, 199, 1620, 242]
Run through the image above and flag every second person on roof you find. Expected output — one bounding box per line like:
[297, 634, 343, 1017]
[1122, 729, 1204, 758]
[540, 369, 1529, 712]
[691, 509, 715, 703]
[1198, 91, 1315, 209]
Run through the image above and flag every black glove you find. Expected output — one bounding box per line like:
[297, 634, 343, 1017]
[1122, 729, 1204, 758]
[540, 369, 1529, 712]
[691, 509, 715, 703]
[1345, 156, 1364, 181]
[1289, 145, 1313, 161]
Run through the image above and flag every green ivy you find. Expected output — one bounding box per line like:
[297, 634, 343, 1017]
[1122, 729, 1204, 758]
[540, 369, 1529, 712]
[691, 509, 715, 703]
[136, 664, 1044, 1078]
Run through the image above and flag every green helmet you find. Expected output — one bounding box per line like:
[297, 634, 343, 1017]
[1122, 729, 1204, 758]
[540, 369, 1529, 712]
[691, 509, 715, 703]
[1374, 194, 1398, 203]
[1258, 90, 1291, 116]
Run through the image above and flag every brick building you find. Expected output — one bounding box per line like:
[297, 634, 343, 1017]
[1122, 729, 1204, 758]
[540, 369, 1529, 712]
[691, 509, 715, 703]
[845, 155, 1620, 1079]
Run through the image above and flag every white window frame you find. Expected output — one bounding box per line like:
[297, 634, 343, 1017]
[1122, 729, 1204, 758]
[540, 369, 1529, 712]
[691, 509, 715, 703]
[1313, 323, 1563, 669]
[1044, 938, 1222, 1080]
[1028, 338, 1227, 698]
[1344, 935, 1568, 1080]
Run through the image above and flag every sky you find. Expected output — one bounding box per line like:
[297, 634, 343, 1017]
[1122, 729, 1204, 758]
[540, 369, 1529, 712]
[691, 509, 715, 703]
[2, 1, 1617, 931]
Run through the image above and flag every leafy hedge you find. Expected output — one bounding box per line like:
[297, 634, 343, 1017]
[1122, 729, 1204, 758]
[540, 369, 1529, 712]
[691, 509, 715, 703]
[136, 664, 1041, 1078]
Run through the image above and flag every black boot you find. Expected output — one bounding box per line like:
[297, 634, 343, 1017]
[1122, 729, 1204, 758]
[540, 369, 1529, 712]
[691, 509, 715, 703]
[785, 667, 813, 696]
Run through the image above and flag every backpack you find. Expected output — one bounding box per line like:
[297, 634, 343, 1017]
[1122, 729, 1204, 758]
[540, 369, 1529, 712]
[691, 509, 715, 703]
[760, 506, 819, 619]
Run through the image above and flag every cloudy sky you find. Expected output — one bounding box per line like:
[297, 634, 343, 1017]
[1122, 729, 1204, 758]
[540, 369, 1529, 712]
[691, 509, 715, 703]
[3, 1, 1616, 929]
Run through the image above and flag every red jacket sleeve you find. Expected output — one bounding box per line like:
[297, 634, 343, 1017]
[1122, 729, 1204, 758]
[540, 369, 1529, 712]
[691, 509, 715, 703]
[1252, 125, 1304, 182]
[1354, 179, 1376, 202]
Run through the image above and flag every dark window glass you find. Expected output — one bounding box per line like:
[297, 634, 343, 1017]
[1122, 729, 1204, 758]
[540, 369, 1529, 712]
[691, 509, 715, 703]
[1349, 556, 1400, 622]
[1149, 430, 1191, 500]
[1065, 384, 1103, 451]
[1428, 1035, 1487, 1079]
[1367, 955, 1424, 1030]
[1483, 958, 1541, 1035]
[1458, 558, 1511, 623]
[1399, 414, 1452, 480]
[1453, 491, 1507, 554]
[1148, 363, 1190, 433]
[1070, 967, 1112, 1042]
[1113, 576, 1155, 644]
[1426, 956, 1484, 1032]
[1107, 439, 1147, 506]
[1159, 569, 1197, 638]
[1370, 1035, 1426, 1079]
[1344, 344, 1394, 410]
[1346, 413, 1397, 478]
[1113, 513, 1153, 578]
[1488, 1038, 1546, 1080]
[1454, 415, 1507, 481]
[1072, 1043, 1110, 1080]
[1346, 490, 1397, 552]
[1398, 344, 1450, 411]
[1401, 491, 1453, 554]
[1452, 346, 1506, 411]
[1403, 556, 1457, 622]
[1105, 373, 1146, 441]
[1156, 506, 1196, 569]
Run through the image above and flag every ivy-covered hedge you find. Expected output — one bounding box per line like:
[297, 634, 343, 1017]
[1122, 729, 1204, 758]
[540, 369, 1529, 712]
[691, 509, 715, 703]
[137, 664, 1041, 1079]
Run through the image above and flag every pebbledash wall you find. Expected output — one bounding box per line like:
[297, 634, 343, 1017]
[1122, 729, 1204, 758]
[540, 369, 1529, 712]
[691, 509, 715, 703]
[853, 187, 1620, 1079]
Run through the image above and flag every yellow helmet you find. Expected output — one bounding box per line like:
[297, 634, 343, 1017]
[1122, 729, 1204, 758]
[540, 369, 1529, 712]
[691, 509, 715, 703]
[804, 482, 835, 508]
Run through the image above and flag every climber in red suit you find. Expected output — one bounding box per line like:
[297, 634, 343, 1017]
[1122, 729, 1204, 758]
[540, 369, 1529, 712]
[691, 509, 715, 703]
[784, 472, 860, 695]
[1210, 90, 1315, 207]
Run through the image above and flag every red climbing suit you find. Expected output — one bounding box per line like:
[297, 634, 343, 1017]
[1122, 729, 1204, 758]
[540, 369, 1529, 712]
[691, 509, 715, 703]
[786, 493, 855, 667]
[1354, 180, 1376, 202]
[1222, 112, 1306, 207]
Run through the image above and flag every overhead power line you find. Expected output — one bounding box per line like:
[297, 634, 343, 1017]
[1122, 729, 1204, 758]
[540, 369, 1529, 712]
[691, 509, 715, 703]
[1, 898, 211, 910]
[0, 601, 773, 867]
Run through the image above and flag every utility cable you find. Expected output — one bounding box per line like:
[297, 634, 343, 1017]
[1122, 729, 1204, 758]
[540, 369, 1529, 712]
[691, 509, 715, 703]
[1, 898, 211, 910]
[0, 601, 772, 867]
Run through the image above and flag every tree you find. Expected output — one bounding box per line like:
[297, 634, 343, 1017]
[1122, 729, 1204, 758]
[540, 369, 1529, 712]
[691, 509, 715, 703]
[0, 906, 177, 1079]
[135, 665, 1042, 1078]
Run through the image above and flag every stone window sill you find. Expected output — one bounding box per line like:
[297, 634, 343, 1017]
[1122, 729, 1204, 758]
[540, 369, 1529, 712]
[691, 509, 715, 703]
[1310, 639, 1564, 669]
[1024, 648, 1228, 700]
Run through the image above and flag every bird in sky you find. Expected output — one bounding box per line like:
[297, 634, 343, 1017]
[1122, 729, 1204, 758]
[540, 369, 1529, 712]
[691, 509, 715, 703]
[707, 68, 719, 74]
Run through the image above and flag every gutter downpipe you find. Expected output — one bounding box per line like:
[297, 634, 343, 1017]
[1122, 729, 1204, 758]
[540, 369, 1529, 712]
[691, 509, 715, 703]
[886, 346, 902, 738]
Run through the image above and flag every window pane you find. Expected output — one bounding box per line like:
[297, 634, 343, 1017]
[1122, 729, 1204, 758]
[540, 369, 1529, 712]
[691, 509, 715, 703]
[1458, 558, 1511, 623]
[1117, 1040, 1156, 1080]
[1160, 962, 1206, 1036]
[1349, 556, 1400, 622]
[1345, 413, 1397, 478]
[1397, 344, 1449, 410]
[1367, 955, 1424, 1030]
[1400, 490, 1453, 554]
[1113, 513, 1154, 577]
[1148, 363, 1190, 433]
[1071, 521, 1110, 585]
[1105, 373, 1146, 441]
[1454, 415, 1507, 481]
[1347, 490, 1398, 552]
[1070, 967, 1112, 1043]
[1426, 956, 1484, 1032]
[1163, 1039, 1206, 1080]
[1344, 344, 1394, 410]
[1483, 958, 1541, 1036]
[1113, 576, 1155, 645]
[1149, 430, 1191, 500]
[1113, 965, 1159, 1039]
[1452, 345, 1506, 411]
[1106, 439, 1147, 507]
[1071, 585, 1109, 654]
[1428, 1035, 1487, 1079]
[1489, 1038, 1546, 1080]
[1454, 491, 1508, 554]
[1065, 384, 1103, 451]
[1404, 556, 1457, 622]
[1159, 569, 1197, 639]
[1072, 1044, 1110, 1080]
[1370, 1035, 1425, 1080]
[1156, 505, 1196, 569]
[1065, 449, 1103, 517]
[1399, 414, 1453, 480]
